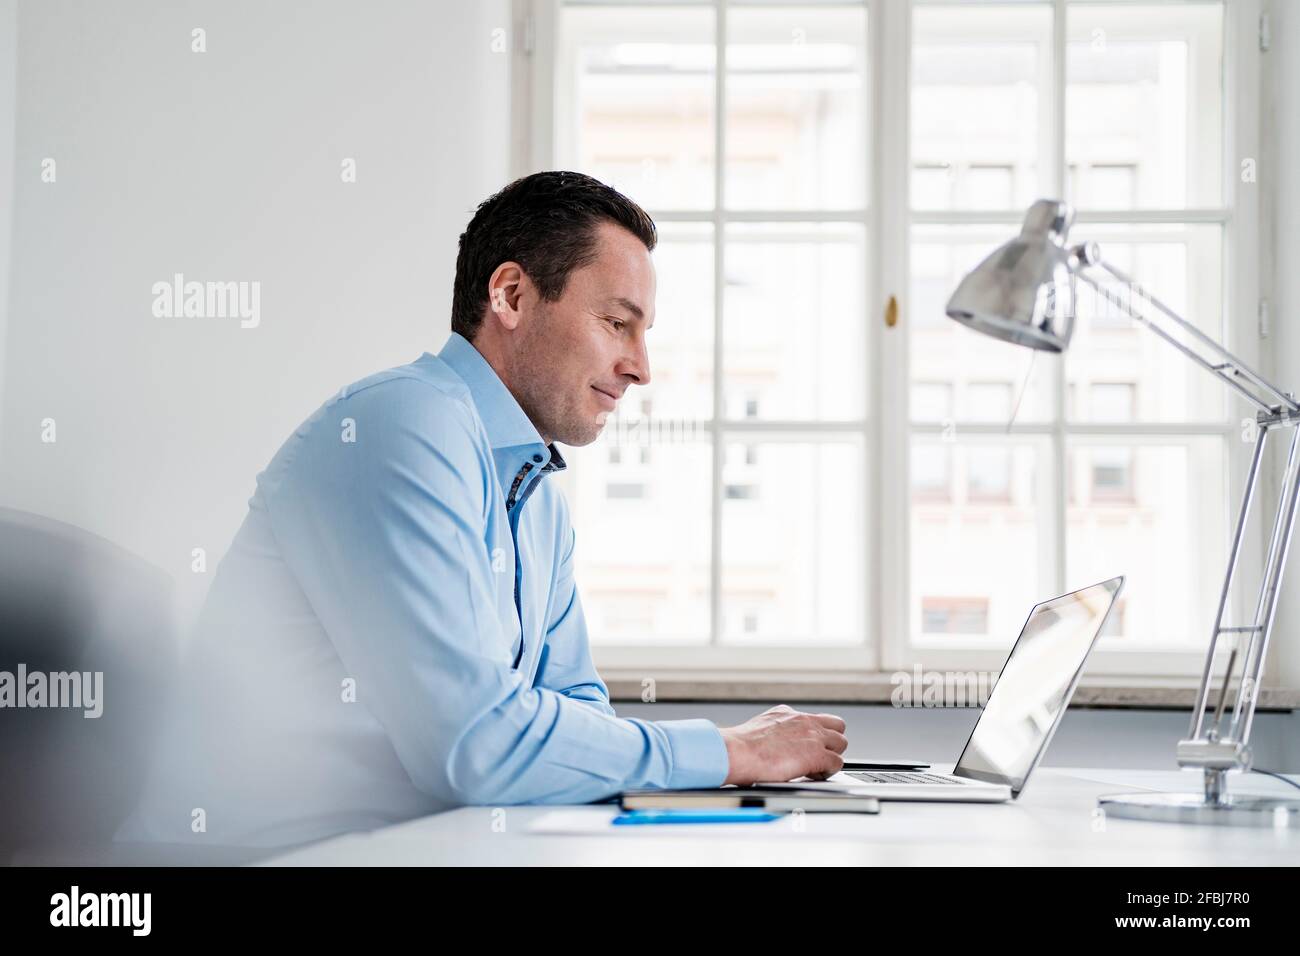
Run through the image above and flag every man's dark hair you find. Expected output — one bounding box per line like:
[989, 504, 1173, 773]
[451, 171, 657, 340]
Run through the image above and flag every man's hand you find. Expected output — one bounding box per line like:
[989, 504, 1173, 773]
[718, 704, 848, 785]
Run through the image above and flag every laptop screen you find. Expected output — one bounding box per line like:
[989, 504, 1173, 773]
[952, 577, 1123, 795]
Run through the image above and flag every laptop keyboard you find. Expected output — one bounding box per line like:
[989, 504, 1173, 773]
[845, 771, 967, 786]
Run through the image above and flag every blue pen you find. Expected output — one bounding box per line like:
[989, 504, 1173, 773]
[612, 809, 781, 826]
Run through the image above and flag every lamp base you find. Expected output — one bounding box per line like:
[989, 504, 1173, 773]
[1098, 792, 1300, 827]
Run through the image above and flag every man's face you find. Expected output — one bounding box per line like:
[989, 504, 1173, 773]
[508, 221, 655, 447]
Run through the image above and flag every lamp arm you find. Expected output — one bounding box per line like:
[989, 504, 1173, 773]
[1074, 256, 1300, 420]
[1073, 253, 1300, 796]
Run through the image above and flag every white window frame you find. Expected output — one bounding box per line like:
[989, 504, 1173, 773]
[513, 0, 1269, 683]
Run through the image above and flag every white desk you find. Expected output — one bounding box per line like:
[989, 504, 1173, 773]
[260, 768, 1300, 866]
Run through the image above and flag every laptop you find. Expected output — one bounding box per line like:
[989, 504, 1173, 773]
[758, 576, 1125, 802]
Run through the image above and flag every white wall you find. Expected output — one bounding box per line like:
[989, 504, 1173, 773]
[0, 0, 511, 626]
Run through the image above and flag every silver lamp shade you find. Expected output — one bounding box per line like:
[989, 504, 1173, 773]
[945, 199, 1078, 352]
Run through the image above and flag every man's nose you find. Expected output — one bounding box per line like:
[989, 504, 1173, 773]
[618, 333, 652, 387]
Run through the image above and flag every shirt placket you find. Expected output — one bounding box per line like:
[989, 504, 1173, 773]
[504, 452, 557, 670]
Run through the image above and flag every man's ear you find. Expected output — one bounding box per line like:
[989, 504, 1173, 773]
[486, 262, 526, 331]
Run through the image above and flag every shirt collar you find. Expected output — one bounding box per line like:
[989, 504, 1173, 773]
[436, 332, 567, 473]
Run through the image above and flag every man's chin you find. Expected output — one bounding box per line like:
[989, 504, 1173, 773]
[554, 415, 607, 447]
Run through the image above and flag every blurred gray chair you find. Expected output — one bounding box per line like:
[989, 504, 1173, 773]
[0, 507, 178, 864]
[0, 508, 316, 865]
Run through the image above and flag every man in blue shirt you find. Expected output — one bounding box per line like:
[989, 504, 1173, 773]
[117, 172, 848, 849]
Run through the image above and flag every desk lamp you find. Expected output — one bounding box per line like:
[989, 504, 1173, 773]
[946, 199, 1300, 826]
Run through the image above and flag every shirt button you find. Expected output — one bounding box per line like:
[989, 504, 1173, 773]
[532, 453, 544, 463]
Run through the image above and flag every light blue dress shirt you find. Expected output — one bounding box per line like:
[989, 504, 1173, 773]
[117, 332, 728, 848]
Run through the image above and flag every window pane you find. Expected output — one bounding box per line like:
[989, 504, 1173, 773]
[1066, 3, 1223, 210]
[911, 226, 1055, 423]
[912, 443, 953, 502]
[1088, 446, 1136, 501]
[967, 446, 1014, 502]
[1088, 382, 1136, 423]
[724, 222, 867, 420]
[912, 3, 1052, 212]
[911, 437, 1051, 646]
[1067, 437, 1228, 647]
[921, 596, 989, 636]
[561, 4, 715, 209]
[726, 4, 868, 210]
[721, 440, 865, 645]
[1065, 223, 1226, 423]
[912, 381, 953, 423]
[574, 437, 712, 645]
[641, 222, 715, 422]
[965, 381, 1014, 422]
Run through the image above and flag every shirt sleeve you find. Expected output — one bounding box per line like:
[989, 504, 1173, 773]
[261, 377, 729, 805]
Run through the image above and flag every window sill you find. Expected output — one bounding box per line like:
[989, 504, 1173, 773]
[602, 671, 1300, 711]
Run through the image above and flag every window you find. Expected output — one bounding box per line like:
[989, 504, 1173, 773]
[1088, 446, 1136, 503]
[911, 444, 952, 503]
[913, 163, 954, 209]
[966, 447, 1013, 503]
[966, 164, 1016, 210]
[605, 482, 647, 500]
[555, 0, 868, 658]
[534, 0, 1252, 677]
[604, 421, 649, 500]
[911, 381, 952, 423]
[1086, 163, 1138, 208]
[921, 597, 990, 636]
[908, 0, 1232, 670]
[964, 382, 1013, 423]
[1088, 382, 1136, 423]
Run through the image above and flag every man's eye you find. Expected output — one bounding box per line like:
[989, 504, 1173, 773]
[606, 317, 625, 332]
